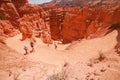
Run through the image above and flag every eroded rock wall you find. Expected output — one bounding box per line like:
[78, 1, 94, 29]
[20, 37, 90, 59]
[48, 4, 120, 43]
[0, 0, 52, 43]
[0, 0, 120, 44]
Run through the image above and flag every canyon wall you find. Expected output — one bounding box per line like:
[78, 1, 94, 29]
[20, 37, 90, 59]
[47, 4, 120, 43]
[0, 0, 120, 44]
[61, 5, 120, 43]
[0, 0, 52, 43]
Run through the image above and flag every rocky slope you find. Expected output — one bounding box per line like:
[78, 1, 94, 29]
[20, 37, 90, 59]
[0, 0, 52, 43]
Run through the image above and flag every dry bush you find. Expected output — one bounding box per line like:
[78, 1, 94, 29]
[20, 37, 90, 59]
[97, 52, 106, 62]
[0, 13, 6, 20]
[46, 71, 67, 80]
[13, 73, 21, 80]
[109, 22, 120, 30]
[46, 63, 70, 80]
[87, 52, 106, 67]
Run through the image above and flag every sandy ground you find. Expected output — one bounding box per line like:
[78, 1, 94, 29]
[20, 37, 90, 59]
[0, 30, 119, 80]
[6, 30, 117, 65]
[6, 33, 70, 65]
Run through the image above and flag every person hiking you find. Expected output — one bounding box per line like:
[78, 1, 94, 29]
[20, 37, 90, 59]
[30, 41, 35, 53]
[54, 41, 57, 49]
[24, 45, 28, 55]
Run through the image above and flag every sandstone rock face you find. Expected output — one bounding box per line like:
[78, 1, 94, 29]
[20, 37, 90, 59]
[47, 4, 120, 43]
[49, 9, 62, 40]
[0, 0, 52, 43]
[19, 21, 32, 41]
[41, 31, 52, 44]
[0, 20, 17, 37]
[17, 6, 51, 42]
[45, 0, 120, 43]
[0, 20, 19, 43]
[18, 4, 42, 17]
[11, 0, 28, 9]
[15, 2, 52, 42]
[0, 0, 20, 43]
[0, 0, 20, 20]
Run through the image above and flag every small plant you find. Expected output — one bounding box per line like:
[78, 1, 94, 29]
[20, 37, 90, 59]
[115, 43, 120, 56]
[46, 68, 68, 80]
[46, 72, 67, 80]
[97, 52, 106, 61]
[105, 22, 120, 35]
[87, 60, 93, 67]
[87, 52, 106, 67]
[13, 73, 20, 80]
[46, 63, 70, 80]
[0, 12, 6, 20]
[109, 22, 120, 30]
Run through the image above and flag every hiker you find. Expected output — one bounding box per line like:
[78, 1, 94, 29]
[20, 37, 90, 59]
[54, 41, 57, 49]
[30, 41, 35, 53]
[24, 46, 28, 55]
[47, 43, 50, 47]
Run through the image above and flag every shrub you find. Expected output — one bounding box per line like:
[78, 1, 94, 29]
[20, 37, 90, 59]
[46, 72, 67, 80]
[97, 52, 106, 61]
[109, 22, 120, 30]
[0, 13, 6, 20]
[13, 73, 20, 80]
[46, 63, 70, 80]
[87, 52, 106, 67]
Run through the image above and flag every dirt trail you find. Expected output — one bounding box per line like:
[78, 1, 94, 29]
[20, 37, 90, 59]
[6, 34, 70, 65]
[6, 30, 118, 65]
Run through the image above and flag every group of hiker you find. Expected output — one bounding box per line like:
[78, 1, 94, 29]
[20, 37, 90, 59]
[24, 41, 58, 55]
[24, 41, 35, 55]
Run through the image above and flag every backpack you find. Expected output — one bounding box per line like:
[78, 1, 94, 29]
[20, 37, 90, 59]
[24, 46, 28, 50]
[30, 42, 34, 47]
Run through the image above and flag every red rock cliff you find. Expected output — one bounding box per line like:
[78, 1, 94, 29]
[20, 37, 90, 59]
[0, 0, 52, 43]
[48, 4, 120, 43]
[0, 0, 120, 44]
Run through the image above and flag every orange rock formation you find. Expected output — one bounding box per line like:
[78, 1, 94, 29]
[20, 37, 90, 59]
[0, 0, 120, 44]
